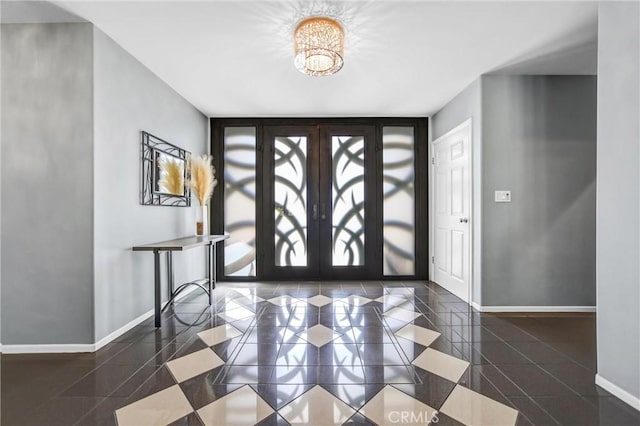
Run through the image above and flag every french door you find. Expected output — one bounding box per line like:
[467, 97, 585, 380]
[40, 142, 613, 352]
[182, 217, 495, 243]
[212, 118, 428, 282]
[261, 125, 377, 280]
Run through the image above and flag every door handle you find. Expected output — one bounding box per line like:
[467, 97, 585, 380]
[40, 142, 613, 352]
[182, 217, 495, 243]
[459, 217, 469, 223]
[313, 204, 318, 221]
[321, 203, 327, 220]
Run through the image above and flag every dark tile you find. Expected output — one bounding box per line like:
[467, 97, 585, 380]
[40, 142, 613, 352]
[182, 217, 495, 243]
[318, 343, 361, 366]
[590, 396, 640, 426]
[449, 325, 502, 343]
[483, 324, 539, 342]
[363, 365, 416, 384]
[431, 412, 465, 426]
[179, 371, 243, 410]
[508, 396, 560, 426]
[168, 412, 204, 426]
[534, 396, 599, 425]
[357, 344, 408, 365]
[276, 344, 320, 365]
[352, 327, 393, 344]
[471, 341, 532, 365]
[469, 364, 525, 397]
[321, 383, 385, 409]
[232, 343, 279, 365]
[61, 363, 144, 397]
[394, 338, 427, 362]
[125, 366, 178, 402]
[498, 364, 576, 397]
[74, 397, 128, 426]
[111, 365, 162, 397]
[168, 338, 210, 361]
[103, 341, 173, 366]
[317, 364, 366, 384]
[545, 340, 597, 371]
[210, 336, 242, 361]
[539, 363, 607, 397]
[344, 412, 378, 425]
[509, 341, 574, 364]
[27, 396, 105, 426]
[257, 312, 291, 327]
[251, 383, 315, 409]
[254, 412, 290, 426]
[391, 373, 456, 409]
[221, 365, 274, 384]
[458, 365, 513, 407]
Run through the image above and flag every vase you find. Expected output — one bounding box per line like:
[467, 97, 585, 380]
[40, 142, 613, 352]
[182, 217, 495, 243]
[196, 205, 209, 236]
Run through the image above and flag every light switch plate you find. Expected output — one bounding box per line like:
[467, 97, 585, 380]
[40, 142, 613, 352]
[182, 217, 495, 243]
[495, 190, 511, 203]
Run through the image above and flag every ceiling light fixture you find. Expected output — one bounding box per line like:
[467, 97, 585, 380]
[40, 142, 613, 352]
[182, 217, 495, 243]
[294, 17, 345, 77]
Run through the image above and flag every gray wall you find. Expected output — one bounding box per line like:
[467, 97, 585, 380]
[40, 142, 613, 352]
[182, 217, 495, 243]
[93, 28, 207, 341]
[596, 2, 640, 402]
[1, 23, 95, 344]
[432, 75, 597, 308]
[482, 75, 596, 306]
[432, 78, 483, 304]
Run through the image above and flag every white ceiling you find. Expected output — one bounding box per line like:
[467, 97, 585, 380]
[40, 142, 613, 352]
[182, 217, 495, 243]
[43, 1, 598, 117]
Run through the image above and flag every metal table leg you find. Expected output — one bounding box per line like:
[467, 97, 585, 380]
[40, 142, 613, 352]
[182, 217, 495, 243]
[166, 251, 174, 308]
[154, 249, 161, 327]
[207, 242, 214, 306]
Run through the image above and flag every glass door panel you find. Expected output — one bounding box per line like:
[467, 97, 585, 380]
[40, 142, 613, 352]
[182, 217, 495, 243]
[274, 136, 308, 267]
[262, 126, 319, 279]
[319, 126, 376, 279]
[331, 135, 365, 266]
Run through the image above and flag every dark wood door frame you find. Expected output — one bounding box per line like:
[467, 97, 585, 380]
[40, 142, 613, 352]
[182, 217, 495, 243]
[211, 117, 429, 282]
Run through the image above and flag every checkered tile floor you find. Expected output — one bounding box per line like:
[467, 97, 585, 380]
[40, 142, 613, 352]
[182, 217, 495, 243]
[114, 285, 519, 426]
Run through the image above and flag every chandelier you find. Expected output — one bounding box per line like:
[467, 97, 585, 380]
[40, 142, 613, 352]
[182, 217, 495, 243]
[293, 17, 345, 76]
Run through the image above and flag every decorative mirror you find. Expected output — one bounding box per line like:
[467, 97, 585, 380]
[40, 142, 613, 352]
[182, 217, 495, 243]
[141, 131, 191, 206]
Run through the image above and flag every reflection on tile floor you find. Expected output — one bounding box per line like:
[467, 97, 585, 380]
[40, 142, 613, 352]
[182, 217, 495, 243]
[3, 281, 640, 426]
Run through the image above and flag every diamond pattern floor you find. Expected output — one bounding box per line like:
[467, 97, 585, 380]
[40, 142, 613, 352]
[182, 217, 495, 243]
[114, 283, 518, 425]
[4, 281, 639, 426]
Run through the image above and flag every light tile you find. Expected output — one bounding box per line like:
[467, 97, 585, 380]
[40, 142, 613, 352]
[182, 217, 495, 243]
[375, 294, 408, 308]
[307, 294, 334, 307]
[396, 324, 441, 348]
[440, 385, 519, 426]
[297, 324, 343, 347]
[382, 307, 421, 322]
[167, 348, 224, 383]
[197, 324, 243, 346]
[197, 385, 273, 426]
[337, 295, 373, 306]
[360, 385, 438, 426]
[279, 385, 356, 425]
[217, 306, 255, 322]
[412, 348, 469, 383]
[268, 295, 305, 306]
[115, 385, 193, 426]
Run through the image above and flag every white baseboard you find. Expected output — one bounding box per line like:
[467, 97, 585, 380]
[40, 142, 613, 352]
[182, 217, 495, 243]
[471, 303, 596, 313]
[3, 286, 200, 354]
[596, 374, 640, 411]
[2, 343, 96, 354]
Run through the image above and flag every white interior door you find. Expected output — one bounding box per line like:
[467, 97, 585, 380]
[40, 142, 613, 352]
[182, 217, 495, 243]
[432, 122, 471, 302]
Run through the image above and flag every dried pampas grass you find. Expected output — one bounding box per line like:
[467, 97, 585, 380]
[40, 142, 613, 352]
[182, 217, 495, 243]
[187, 154, 217, 206]
[158, 156, 184, 196]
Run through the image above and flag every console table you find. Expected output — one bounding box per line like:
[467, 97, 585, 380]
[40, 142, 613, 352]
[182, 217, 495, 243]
[132, 234, 229, 327]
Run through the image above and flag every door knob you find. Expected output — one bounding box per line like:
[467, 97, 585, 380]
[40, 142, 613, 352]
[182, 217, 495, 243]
[459, 217, 469, 223]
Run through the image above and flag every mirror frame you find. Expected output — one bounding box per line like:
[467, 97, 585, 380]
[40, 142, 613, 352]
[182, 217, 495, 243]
[141, 131, 191, 207]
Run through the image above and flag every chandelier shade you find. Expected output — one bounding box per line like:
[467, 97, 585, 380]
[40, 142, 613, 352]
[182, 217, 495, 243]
[294, 17, 345, 76]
